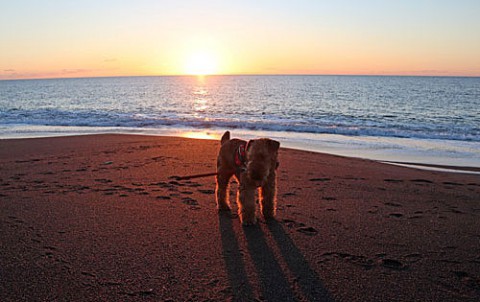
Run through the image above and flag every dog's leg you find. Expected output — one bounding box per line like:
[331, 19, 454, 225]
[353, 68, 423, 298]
[237, 184, 257, 225]
[216, 172, 231, 211]
[260, 172, 277, 220]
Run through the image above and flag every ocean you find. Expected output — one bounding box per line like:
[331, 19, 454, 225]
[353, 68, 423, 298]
[1, 75, 479, 169]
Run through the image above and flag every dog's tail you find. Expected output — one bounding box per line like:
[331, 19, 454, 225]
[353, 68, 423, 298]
[220, 131, 230, 145]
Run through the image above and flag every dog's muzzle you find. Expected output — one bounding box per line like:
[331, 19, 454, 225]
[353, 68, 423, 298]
[248, 169, 268, 187]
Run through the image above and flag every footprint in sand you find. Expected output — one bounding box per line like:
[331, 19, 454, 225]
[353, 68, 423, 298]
[384, 179, 403, 183]
[81, 271, 96, 278]
[168, 180, 185, 187]
[198, 189, 215, 195]
[450, 208, 464, 214]
[319, 252, 375, 270]
[379, 258, 408, 270]
[410, 179, 433, 184]
[15, 159, 41, 164]
[95, 179, 112, 183]
[185, 181, 202, 188]
[343, 177, 367, 181]
[282, 219, 305, 228]
[388, 213, 404, 218]
[151, 156, 165, 162]
[404, 253, 423, 263]
[322, 197, 336, 201]
[443, 182, 463, 186]
[297, 226, 318, 236]
[150, 182, 169, 188]
[309, 178, 331, 182]
[121, 289, 155, 297]
[182, 197, 199, 206]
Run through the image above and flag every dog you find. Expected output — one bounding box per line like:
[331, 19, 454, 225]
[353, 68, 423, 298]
[216, 131, 280, 225]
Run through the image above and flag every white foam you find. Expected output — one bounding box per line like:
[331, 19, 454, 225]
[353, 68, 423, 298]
[1, 125, 479, 170]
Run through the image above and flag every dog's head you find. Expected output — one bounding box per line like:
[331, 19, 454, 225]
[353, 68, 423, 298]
[245, 138, 280, 187]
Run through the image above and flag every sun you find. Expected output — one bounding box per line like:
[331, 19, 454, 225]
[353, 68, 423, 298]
[184, 51, 219, 76]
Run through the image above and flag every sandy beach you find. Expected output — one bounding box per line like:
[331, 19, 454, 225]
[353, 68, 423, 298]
[1, 134, 479, 301]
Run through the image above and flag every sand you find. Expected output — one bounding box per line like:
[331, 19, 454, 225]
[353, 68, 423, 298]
[1, 134, 479, 301]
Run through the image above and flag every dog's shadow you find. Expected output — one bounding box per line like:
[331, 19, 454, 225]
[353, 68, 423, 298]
[219, 213, 333, 301]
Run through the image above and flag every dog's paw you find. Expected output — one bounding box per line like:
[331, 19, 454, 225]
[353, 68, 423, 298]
[261, 210, 276, 220]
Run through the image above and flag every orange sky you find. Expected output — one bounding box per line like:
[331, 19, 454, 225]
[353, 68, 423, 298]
[1, 1, 480, 79]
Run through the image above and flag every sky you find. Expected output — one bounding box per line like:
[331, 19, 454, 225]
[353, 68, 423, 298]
[1, 0, 480, 79]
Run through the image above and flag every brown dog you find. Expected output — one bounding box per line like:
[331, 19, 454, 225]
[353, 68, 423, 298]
[216, 131, 280, 225]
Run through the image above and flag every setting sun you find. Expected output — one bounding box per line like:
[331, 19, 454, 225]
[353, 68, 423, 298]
[184, 51, 219, 76]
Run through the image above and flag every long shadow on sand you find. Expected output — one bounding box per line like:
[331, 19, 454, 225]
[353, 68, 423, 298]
[243, 222, 297, 301]
[219, 213, 333, 301]
[218, 212, 255, 301]
[267, 220, 333, 301]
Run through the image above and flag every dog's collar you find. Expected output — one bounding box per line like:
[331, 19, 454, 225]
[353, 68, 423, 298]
[235, 143, 247, 168]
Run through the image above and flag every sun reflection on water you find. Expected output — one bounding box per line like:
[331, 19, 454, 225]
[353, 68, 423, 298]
[192, 77, 210, 115]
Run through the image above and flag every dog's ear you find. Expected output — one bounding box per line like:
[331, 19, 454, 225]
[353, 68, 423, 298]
[220, 131, 230, 145]
[268, 139, 280, 152]
[246, 139, 255, 151]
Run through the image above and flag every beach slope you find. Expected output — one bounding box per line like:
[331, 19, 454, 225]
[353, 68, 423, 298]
[1, 134, 479, 301]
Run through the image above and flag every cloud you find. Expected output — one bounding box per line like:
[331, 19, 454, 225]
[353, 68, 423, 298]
[0, 68, 96, 80]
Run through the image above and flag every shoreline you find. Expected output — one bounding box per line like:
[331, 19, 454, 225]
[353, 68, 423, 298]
[1, 134, 479, 301]
[381, 161, 480, 174]
[1, 129, 479, 174]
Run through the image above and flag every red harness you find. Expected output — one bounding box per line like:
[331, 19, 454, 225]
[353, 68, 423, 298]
[234, 143, 247, 168]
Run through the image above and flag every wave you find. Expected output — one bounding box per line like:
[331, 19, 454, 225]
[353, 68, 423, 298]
[1, 108, 479, 142]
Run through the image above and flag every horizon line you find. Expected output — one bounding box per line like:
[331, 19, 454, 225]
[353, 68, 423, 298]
[1, 73, 480, 81]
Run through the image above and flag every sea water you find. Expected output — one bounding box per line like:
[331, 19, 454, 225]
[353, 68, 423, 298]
[1, 75, 479, 169]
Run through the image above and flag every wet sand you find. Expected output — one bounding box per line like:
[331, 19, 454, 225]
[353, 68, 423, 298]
[1, 134, 479, 301]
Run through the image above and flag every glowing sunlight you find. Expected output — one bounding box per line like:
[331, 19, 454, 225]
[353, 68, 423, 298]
[183, 51, 219, 76]
[180, 131, 219, 140]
